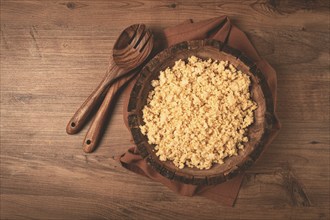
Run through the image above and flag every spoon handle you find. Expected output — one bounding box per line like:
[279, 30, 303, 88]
[66, 63, 124, 134]
[82, 73, 137, 153]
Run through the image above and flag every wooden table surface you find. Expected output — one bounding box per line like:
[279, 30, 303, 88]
[1, 1, 329, 219]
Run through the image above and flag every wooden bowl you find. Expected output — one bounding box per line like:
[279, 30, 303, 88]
[127, 40, 276, 185]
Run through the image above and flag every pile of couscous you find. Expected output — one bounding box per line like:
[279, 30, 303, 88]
[140, 56, 257, 170]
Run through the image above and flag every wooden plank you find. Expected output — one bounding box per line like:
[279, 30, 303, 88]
[1, 0, 329, 219]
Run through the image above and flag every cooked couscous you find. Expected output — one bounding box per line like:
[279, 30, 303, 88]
[140, 56, 257, 169]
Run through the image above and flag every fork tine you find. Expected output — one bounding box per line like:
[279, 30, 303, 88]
[127, 24, 139, 44]
[136, 30, 153, 53]
[130, 24, 146, 48]
[134, 31, 153, 65]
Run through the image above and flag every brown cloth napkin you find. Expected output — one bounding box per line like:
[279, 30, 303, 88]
[119, 16, 281, 206]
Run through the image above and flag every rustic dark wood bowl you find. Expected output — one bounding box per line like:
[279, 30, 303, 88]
[127, 39, 276, 185]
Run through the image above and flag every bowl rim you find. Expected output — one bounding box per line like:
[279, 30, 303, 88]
[126, 39, 276, 185]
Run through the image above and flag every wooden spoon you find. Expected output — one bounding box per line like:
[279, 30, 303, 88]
[83, 29, 153, 153]
[66, 24, 153, 134]
[83, 28, 153, 153]
[82, 73, 138, 153]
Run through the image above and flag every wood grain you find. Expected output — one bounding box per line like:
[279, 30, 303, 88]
[1, 0, 329, 219]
